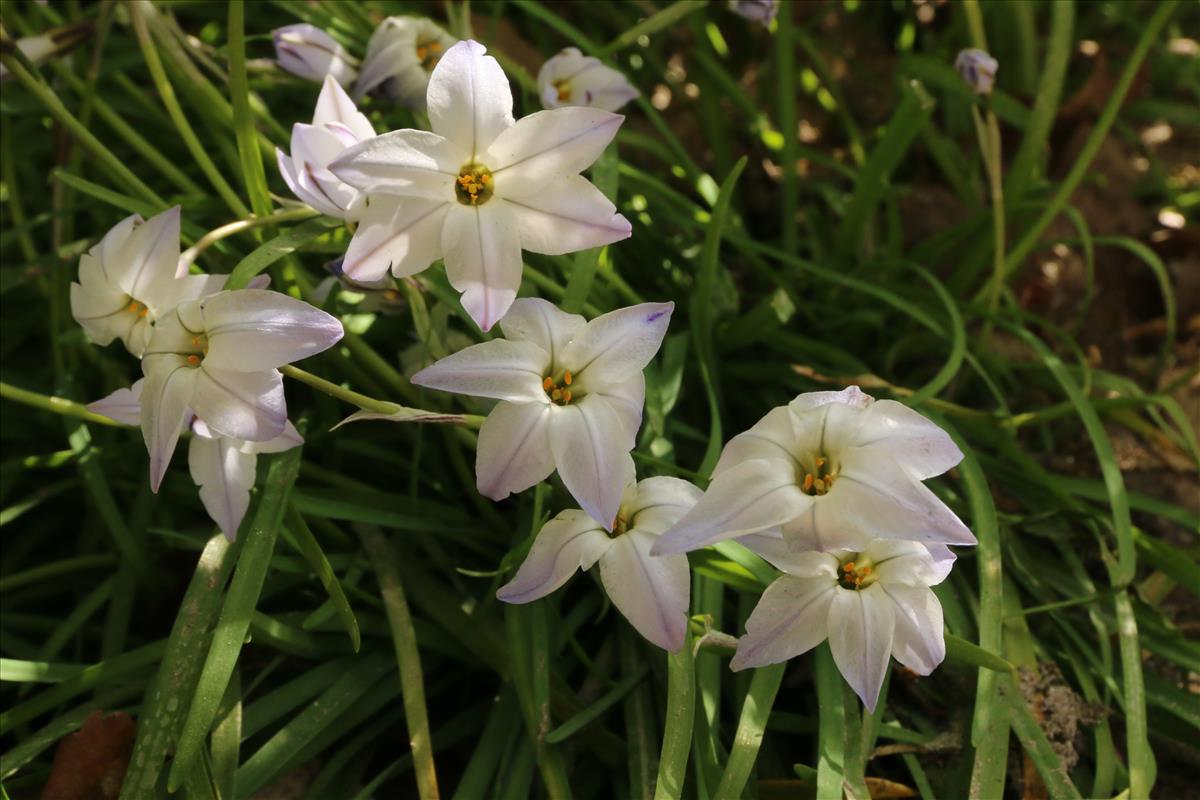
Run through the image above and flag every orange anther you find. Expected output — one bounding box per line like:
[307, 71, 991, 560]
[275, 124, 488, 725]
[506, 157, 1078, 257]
[561, 390, 572, 403]
[816, 457, 826, 468]
[542, 376, 555, 391]
[803, 473, 815, 491]
[563, 370, 572, 385]
[186, 354, 201, 366]
[843, 562, 856, 572]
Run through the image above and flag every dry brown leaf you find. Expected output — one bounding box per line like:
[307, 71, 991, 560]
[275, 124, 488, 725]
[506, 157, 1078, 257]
[41, 711, 135, 800]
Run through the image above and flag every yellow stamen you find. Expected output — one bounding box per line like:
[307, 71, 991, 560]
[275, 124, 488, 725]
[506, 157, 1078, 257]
[186, 354, 201, 366]
[815, 457, 826, 467]
[561, 390, 572, 403]
[563, 370, 572, 386]
[803, 473, 815, 492]
[554, 80, 571, 103]
[542, 376, 555, 391]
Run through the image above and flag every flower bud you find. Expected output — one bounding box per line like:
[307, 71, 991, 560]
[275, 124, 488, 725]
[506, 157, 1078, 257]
[728, 0, 779, 25]
[955, 48, 998, 96]
[353, 17, 457, 108]
[272, 23, 358, 87]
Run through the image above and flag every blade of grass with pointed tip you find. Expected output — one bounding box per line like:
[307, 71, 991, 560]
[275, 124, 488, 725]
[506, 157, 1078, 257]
[227, 0, 272, 220]
[284, 504, 360, 651]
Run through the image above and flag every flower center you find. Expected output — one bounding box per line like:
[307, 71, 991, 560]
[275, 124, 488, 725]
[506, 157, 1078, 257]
[416, 39, 444, 71]
[183, 334, 209, 368]
[799, 453, 839, 496]
[542, 370, 574, 405]
[610, 514, 629, 537]
[455, 163, 494, 206]
[837, 556, 876, 591]
[126, 299, 150, 319]
[553, 79, 572, 103]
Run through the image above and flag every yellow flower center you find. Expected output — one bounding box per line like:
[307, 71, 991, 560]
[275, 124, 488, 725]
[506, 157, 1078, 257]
[183, 334, 209, 367]
[800, 454, 839, 496]
[455, 163, 494, 206]
[610, 514, 629, 537]
[126, 299, 150, 319]
[542, 370, 574, 406]
[838, 556, 876, 591]
[553, 79, 572, 103]
[416, 39, 444, 71]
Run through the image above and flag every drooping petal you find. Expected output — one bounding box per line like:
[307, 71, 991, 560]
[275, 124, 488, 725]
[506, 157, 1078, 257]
[70, 282, 137, 350]
[882, 584, 945, 675]
[277, 149, 344, 219]
[739, 530, 841, 578]
[560, 302, 673, 389]
[923, 542, 958, 584]
[87, 380, 144, 426]
[828, 585, 896, 711]
[312, 74, 375, 142]
[850, 399, 964, 480]
[505, 175, 631, 255]
[496, 509, 611, 603]
[191, 366, 286, 443]
[488, 108, 622, 195]
[140, 356, 199, 492]
[623, 476, 702, 536]
[441, 202, 523, 331]
[497, 297, 586, 365]
[713, 406, 800, 478]
[328, 129, 460, 201]
[115, 206, 182, 313]
[198, 290, 344, 372]
[411, 339, 549, 402]
[273, 23, 358, 87]
[475, 400, 556, 501]
[188, 434, 256, 540]
[341, 196, 448, 282]
[651, 459, 810, 555]
[244, 420, 304, 455]
[599, 529, 690, 651]
[730, 575, 836, 670]
[550, 397, 636, 529]
[426, 40, 513, 158]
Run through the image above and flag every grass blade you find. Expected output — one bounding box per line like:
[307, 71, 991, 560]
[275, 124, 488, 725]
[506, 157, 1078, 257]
[713, 662, 784, 798]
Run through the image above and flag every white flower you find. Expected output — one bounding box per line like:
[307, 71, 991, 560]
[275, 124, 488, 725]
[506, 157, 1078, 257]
[352, 16, 457, 107]
[89, 381, 303, 539]
[330, 39, 632, 331]
[139, 289, 343, 491]
[277, 75, 376, 221]
[0, 21, 93, 80]
[730, 538, 953, 711]
[652, 386, 974, 556]
[498, 469, 699, 651]
[728, 0, 779, 25]
[955, 49, 998, 96]
[70, 207, 230, 358]
[273, 24, 358, 87]
[411, 298, 673, 527]
[537, 48, 639, 112]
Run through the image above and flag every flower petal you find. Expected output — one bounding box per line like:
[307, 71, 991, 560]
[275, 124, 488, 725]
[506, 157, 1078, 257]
[277, 149, 345, 219]
[591, 371, 644, 451]
[328, 129, 459, 201]
[624, 476, 702, 536]
[116, 206, 181, 312]
[730, 575, 835, 670]
[505, 175, 631, 255]
[441, 202, 523, 331]
[244, 420, 304, 455]
[600, 529, 690, 651]
[881, 584, 945, 675]
[550, 397, 636, 528]
[188, 434, 255, 540]
[496, 509, 610, 603]
[561, 302, 673, 389]
[87, 379, 144, 426]
[140, 356, 199, 492]
[411, 339, 548, 402]
[192, 366, 286, 443]
[850, 399, 963, 480]
[828, 585, 895, 711]
[651, 459, 810, 555]
[476, 400, 556, 500]
[70, 282, 137, 350]
[426, 40, 513, 158]
[313, 74, 375, 141]
[739, 530, 841, 578]
[498, 297, 586, 364]
[788, 393, 869, 466]
[199, 290, 344, 372]
[341, 197, 448, 282]
[713, 405, 800, 478]
[488, 108, 622, 194]
[868, 539, 953, 588]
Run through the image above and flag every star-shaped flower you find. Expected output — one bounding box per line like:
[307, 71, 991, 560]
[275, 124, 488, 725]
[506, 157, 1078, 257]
[330, 39, 632, 331]
[537, 47, 639, 112]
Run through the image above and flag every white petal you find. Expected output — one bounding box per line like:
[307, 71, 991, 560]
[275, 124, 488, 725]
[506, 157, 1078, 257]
[828, 585, 895, 712]
[561, 302, 673, 389]
[329, 129, 459, 201]
[277, 149, 344, 219]
[600, 530, 690, 651]
[824, 453, 975, 546]
[192, 366, 286, 443]
[780, 500, 872, 553]
[498, 297, 586, 363]
[923, 542, 958, 585]
[140, 356, 199, 492]
[850, 399, 963, 480]
[244, 420, 304, 455]
[713, 405, 800, 478]
[789, 385, 874, 415]
[426, 40, 514, 158]
[788, 395, 869, 466]
[342, 196, 448, 282]
[550, 397, 636, 529]
[505, 176, 631, 256]
[87, 379, 144, 426]
[565, 63, 639, 112]
[623, 476, 702, 535]
[488, 108, 622, 195]
[867, 539, 952, 588]
[441, 202, 523, 331]
[116, 206, 182, 312]
[199, 290, 344, 372]
[411, 339, 548, 402]
[591, 371, 644, 451]
[731, 576, 835, 670]
[882, 584, 945, 675]
[475, 400, 556, 500]
[188, 435, 255, 540]
[70, 282, 137, 350]
[313, 75, 375, 142]
[651, 459, 810, 555]
[273, 24, 358, 86]
[739, 530, 841, 578]
[496, 509, 610, 603]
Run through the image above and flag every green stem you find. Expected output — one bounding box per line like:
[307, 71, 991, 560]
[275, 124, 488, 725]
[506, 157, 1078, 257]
[654, 633, 695, 799]
[227, 0, 273, 220]
[1, 382, 125, 427]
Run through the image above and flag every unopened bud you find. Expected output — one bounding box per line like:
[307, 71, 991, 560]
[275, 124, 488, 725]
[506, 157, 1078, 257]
[955, 48, 998, 96]
[272, 24, 358, 88]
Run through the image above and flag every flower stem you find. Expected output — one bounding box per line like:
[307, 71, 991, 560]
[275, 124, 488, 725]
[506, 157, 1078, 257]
[0, 382, 124, 427]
